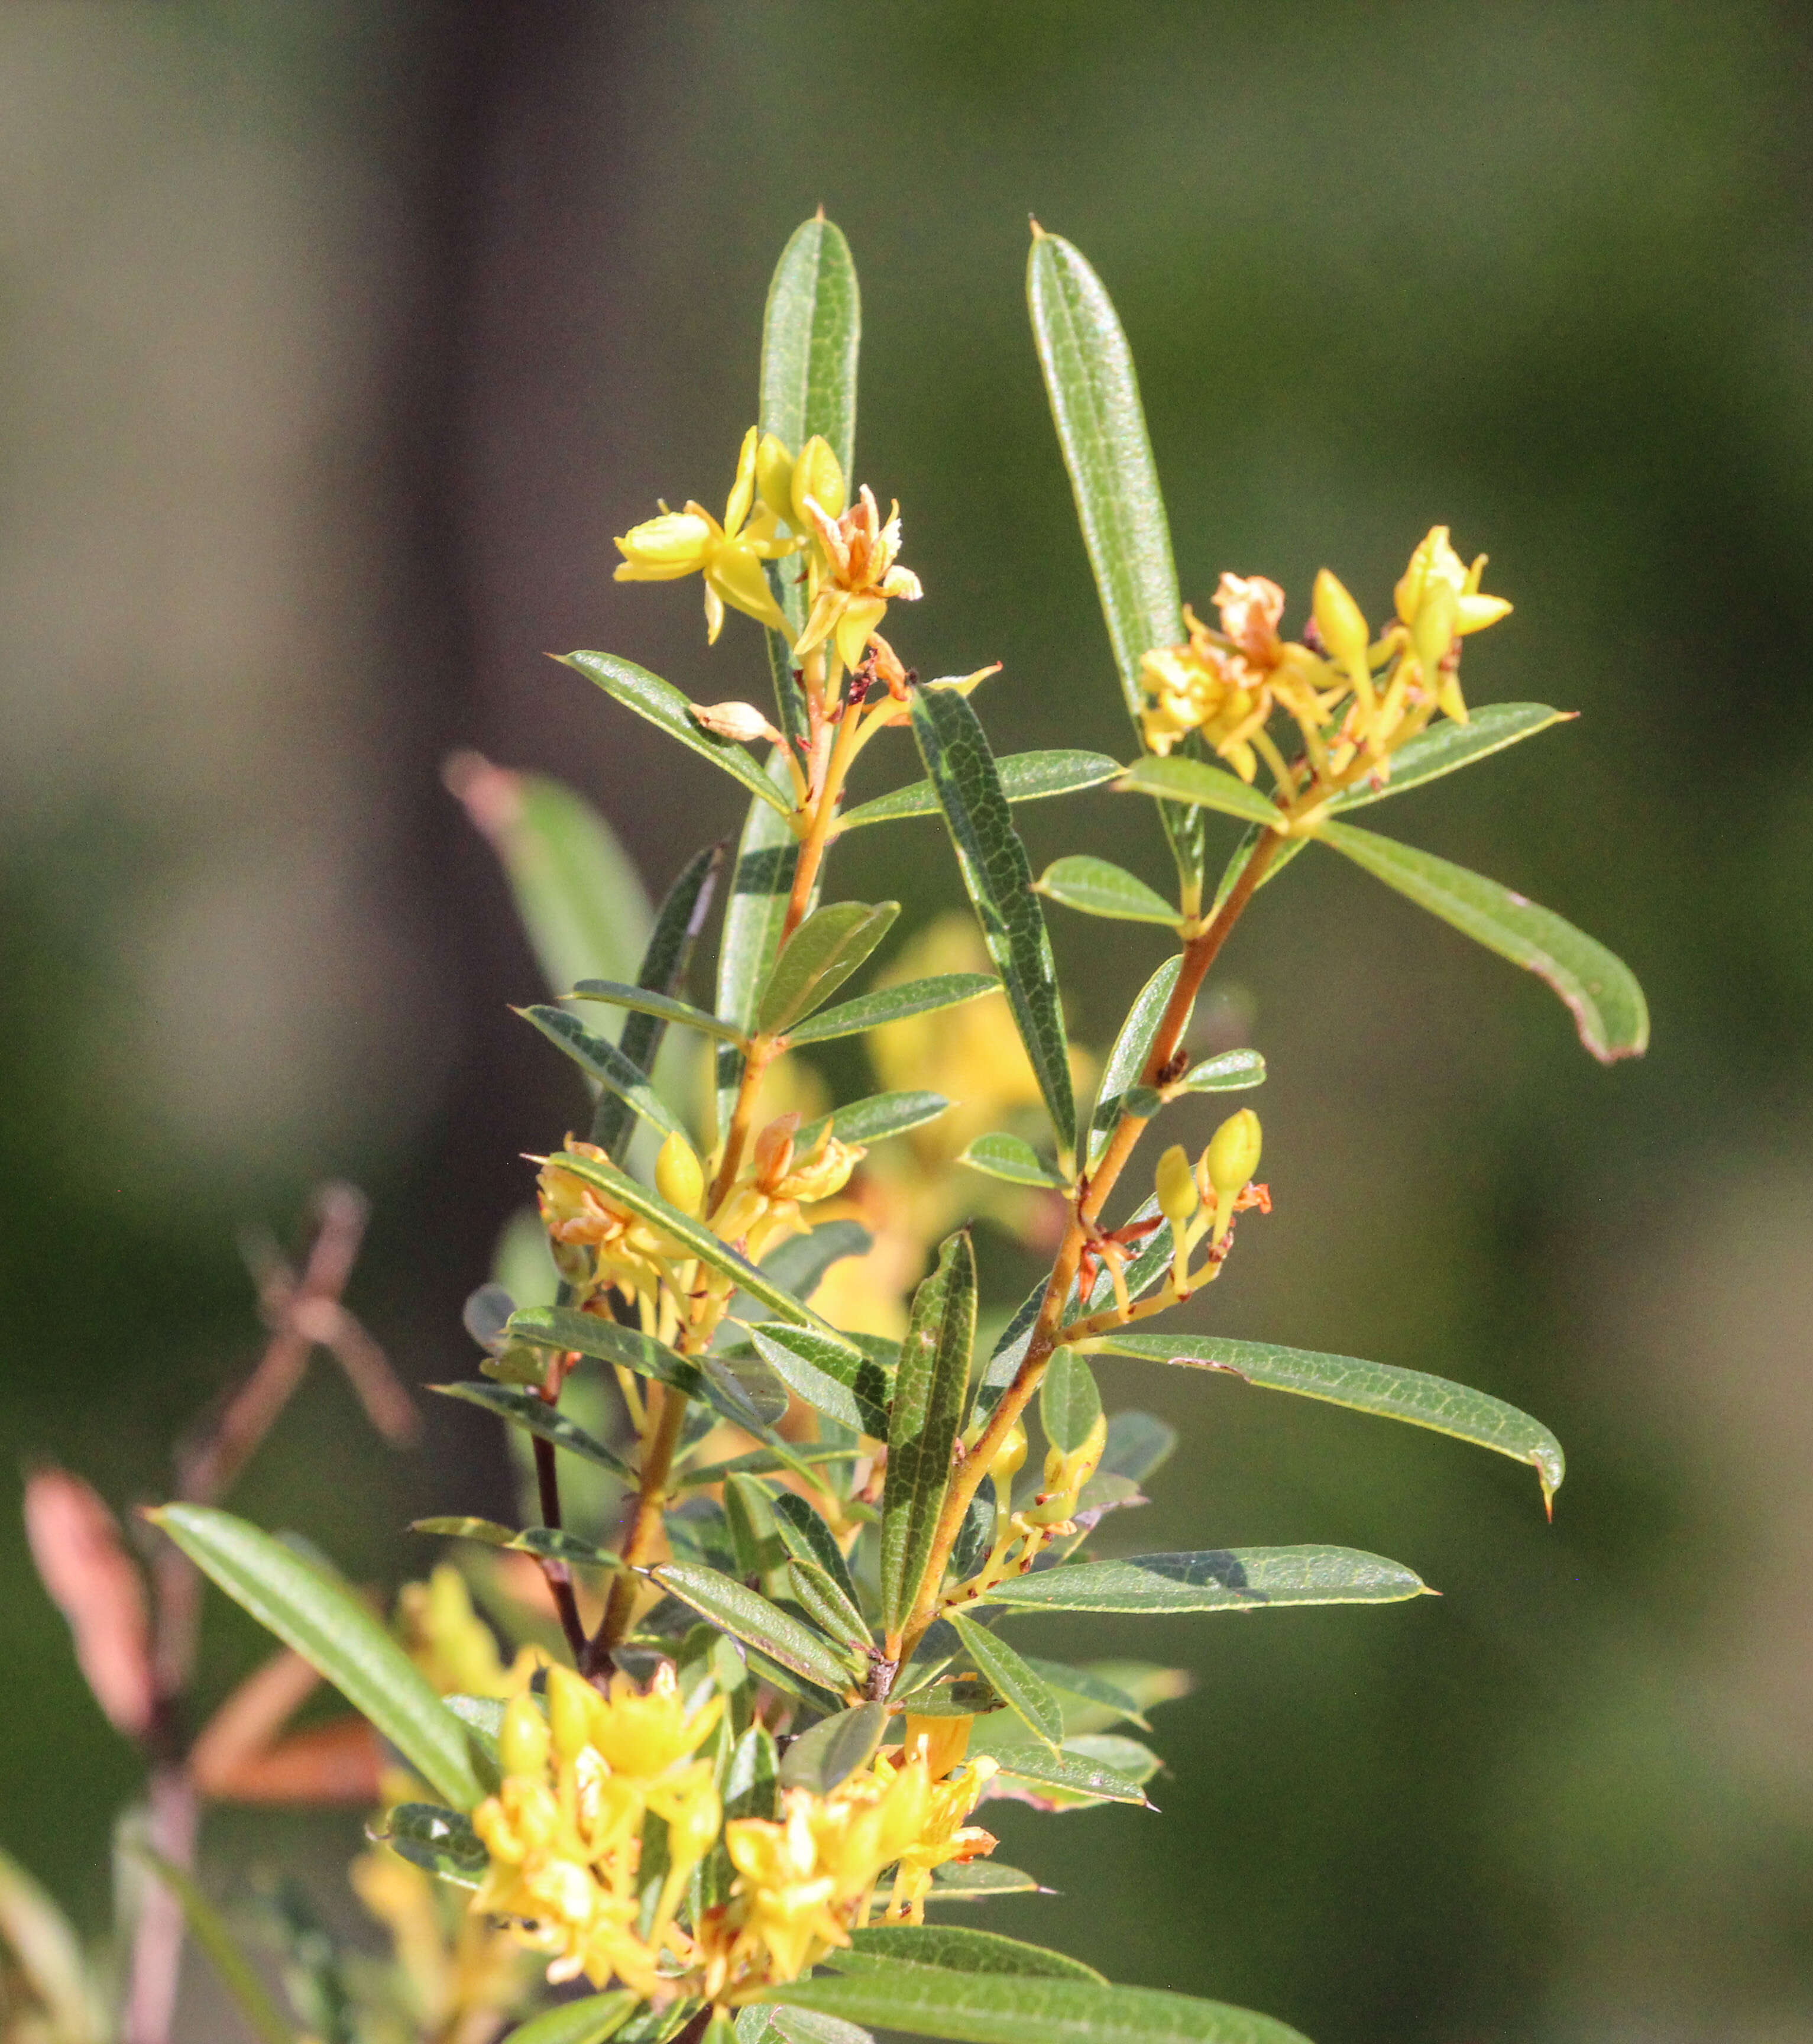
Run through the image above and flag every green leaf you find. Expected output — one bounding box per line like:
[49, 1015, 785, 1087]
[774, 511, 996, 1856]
[1090, 1330, 1565, 1507]
[1034, 856, 1178, 927]
[1038, 1349, 1102, 1456]
[749, 1324, 892, 1438]
[761, 215, 859, 506]
[507, 1307, 791, 1436]
[568, 979, 744, 1042]
[881, 1232, 979, 1635]
[517, 1005, 688, 1141]
[947, 1612, 1064, 1754]
[1087, 957, 1181, 1168]
[412, 1519, 624, 1571]
[838, 752, 1124, 835]
[759, 901, 901, 1036]
[593, 842, 724, 1160]
[1100, 1411, 1177, 1484]
[977, 1736, 1151, 1807]
[1328, 703, 1574, 813]
[374, 1804, 488, 1890]
[150, 1505, 483, 1810]
[770, 1490, 865, 1609]
[562, 653, 793, 814]
[789, 1557, 872, 1651]
[1315, 820, 1649, 1062]
[649, 1563, 856, 1693]
[535, 1153, 834, 1332]
[1018, 1657, 1148, 1729]
[785, 974, 1001, 1046]
[1117, 755, 1281, 829]
[957, 1133, 1068, 1191]
[911, 690, 1076, 1155]
[505, 1992, 639, 2044]
[843, 1926, 1101, 1981]
[675, 1444, 856, 1490]
[926, 1862, 1047, 1901]
[765, 1964, 1312, 2044]
[778, 1703, 887, 1793]
[430, 1380, 635, 1483]
[717, 751, 803, 1131]
[450, 765, 652, 1009]
[988, 1546, 1430, 1615]
[797, 1091, 950, 1151]
[128, 1846, 300, 2044]
[1177, 1049, 1265, 1093]
[742, 2010, 872, 2044]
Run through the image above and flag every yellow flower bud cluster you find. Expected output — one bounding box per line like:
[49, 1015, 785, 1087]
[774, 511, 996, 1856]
[613, 428, 920, 680]
[536, 1140, 688, 1306]
[712, 1114, 865, 1265]
[1138, 529, 1511, 800]
[398, 1564, 545, 1702]
[473, 1665, 998, 2007]
[1153, 1109, 1266, 1299]
[944, 1399, 1110, 1607]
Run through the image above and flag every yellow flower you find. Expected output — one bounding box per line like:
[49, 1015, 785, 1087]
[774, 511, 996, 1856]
[1137, 603, 1273, 781]
[613, 427, 799, 643]
[794, 485, 922, 674]
[1393, 525, 1512, 638]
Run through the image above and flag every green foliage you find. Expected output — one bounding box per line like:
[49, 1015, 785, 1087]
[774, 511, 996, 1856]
[1035, 856, 1181, 927]
[986, 1548, 1430, 1614]
[838, 751, 1123, 833]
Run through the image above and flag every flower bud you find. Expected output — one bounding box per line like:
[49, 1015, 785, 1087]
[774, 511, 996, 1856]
[980, 1416, 1027, 1493]
[1206, 1108, 1262, 1211]
[755, 432, 794, 520]
[662, 1777, 723, 1877]
[545, 1664, 597, 1763]
[1154, 1143, 1200, 1229]
[500, 1692, 551, 1779]
[791, 434, 846, 526]
[1411, 575, 1458, 685]
[1312, 568, 1370, 672]
[613, 510, 714, 582]
[655, 1131, 704, 1216]
[690, 700, 781, 746]
[753, 1113, 799, 1192]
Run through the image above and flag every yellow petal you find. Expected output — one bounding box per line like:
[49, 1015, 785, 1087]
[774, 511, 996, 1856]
[704, 580, 726, 644]
[706, 541, 788, 635]
[1456, 592, 1512, 633]
[793, 587, 841, 658]
[792, 434, 846, 528]
[724, 426, 759, 541]
[880, 566, 922, 602]
[756, 431, 795, 519]
[834, 594, 886, 672]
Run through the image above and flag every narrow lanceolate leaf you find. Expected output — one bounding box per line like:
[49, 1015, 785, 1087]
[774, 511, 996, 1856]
[759, 901, 901, 1035]
[881, 1233, 979, 1635]
[149, 1506, 483, 1810]
[764, 1964, 1310, 2044]
[761, 215, 859, 510]
[567, 979, 744, 1042]
[1328, 703, 1574, 813]
[538, 1151, 834, 1332]
[1039, 1349, 1101, 1455]
[1177, 1049, 1265, 1092]
[988, 1547, 1430, 1615]
[561, 653, 793, 814]
[838, 752, 1124, 835]
[506, 1307, 791, 1435]
[1019, 1657, 1148, 1728]
[797, 1090, 949, 1151]
[1092, 1331, 1565, 1508]
[593, 841, 723, 1160]
[1089, 956, 1182, 1167]
[717, 751, 802, 1132]
[1316, 820, 1649, 1062]
[1118, 755, 1281, 829]
[374, 1804, 488, 1889]
[506, 1992, 640, 2044]
[786, 974, 1000, 1046]
[983, 1743, 1151, 1809]
[742, 2010, 871, 2044]
[649, 1563, 856, 1693]
[957, 1134, 1069, 1191]
[430, 1381, 634, 1482]
[519, 1006, 687, 1140]
[778, 1703, 887, 1794]
[926, 1862, 1047, 1900]
[843, 1925, 1102, 1982]
[770, 1490, 865, 1610]
[947, 1611, 1064, 1753]
[130, 1848, 300, 2044]
[1035, 856, 1179, 926]
[412, 1519, 623, 1571]
[789, 1557, 871, 1651]
[750, 1324, 892, 1439]
[910, 688, 1076, 1155]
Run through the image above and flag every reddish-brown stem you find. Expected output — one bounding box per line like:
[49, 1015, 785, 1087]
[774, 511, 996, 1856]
[895, 828, 1283, 1660]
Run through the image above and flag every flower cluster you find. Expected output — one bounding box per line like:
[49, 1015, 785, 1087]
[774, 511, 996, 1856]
[472, 1667, 998, 2009]
[613, 426, 920, 681]
[1139, 526, 1511, 802]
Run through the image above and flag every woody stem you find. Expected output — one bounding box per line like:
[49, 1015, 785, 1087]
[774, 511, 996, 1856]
[894, 826, 1282, 1661]
[593, 1379, 691, 1663]
[781, 684, 864, 941]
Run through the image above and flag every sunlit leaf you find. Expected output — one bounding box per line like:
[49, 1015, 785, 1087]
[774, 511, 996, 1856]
[770, 1490, 865, 1610]
[1035, 856, 1178, 927]
[957, 1134, 1069, 1191]
[785, 974, 1001, 1046]
[517, 1005, 688, 1141]
[567, 979, 744, 1042]
[718, 751, 805, 1130]
[1091, 1330, 1565, 1507]
[1316, 820, 1649, 1061]
[987, 1546, 1430, 1615]
[430, 1380, 636, 1483]
[910, 688, 1076, 1156]
[1117, 756, 1281, 829]
[778, 1703, 887, 1794]
[562, 653, 794, 814]
[838, 752, 1124, 835]
[881, 1233, 979, 1635]
[925, 1862, 1048, 1901]
[1176, 1049, 1264, 1093]
[761, 215, 859, 508]
[1327, 702, 1574, 813]
[760, 902, 901, 1036]
[505, 1992, 639, 2044]
[506, 1306, 792, 1437]
[947, 1612, 1064, 1754]
[841, 1925, 1100, 1981]
[797, 1091, 950, 1151]
[1038, 1350, 1101, 1456]
[1087, 957, 1181, 1168]
[649, 1563, 857, 1693]
[749, 1324, 892, 1439]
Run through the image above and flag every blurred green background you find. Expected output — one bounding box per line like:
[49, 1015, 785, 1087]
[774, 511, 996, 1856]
[5, 4, 1811, 2038]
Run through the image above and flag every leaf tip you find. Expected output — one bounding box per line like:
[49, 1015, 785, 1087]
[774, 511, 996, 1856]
[1029, 215, 1046, 239]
